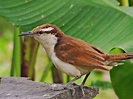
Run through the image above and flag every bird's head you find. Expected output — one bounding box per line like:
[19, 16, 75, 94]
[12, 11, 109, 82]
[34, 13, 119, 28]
[19, 24, 64, 42]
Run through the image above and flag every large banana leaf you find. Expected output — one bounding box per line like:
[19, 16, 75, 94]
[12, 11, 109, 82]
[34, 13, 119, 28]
[0, 0, 133, 99]
[0, 0, 133, 51]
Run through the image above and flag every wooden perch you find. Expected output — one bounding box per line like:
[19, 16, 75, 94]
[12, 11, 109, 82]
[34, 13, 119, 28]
[0, 77, 99, 99]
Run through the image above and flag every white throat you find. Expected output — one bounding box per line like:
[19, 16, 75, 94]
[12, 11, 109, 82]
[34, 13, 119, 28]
[34, 33, 58, 57]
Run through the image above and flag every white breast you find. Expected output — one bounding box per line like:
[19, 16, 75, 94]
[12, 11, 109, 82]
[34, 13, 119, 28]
[51, 52, 81, 77]
[34, 33, 82, 77]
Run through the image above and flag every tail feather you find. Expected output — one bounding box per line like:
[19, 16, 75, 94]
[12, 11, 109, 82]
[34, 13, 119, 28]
[106, 53, 133, 61]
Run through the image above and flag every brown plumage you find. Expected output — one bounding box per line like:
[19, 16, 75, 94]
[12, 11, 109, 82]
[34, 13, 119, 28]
[55, 35, 109, 71]
[105, 53, 133, 61]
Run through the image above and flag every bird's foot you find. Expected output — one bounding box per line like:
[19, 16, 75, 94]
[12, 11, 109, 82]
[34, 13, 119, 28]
[65, 83, 86, 98]
[64, 82, 77, 95]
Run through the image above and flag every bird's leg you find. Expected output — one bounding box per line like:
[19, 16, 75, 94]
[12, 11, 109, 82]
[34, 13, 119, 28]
[81, 72, 90, 85]
[80, 72, 91, 97]
[65, 76, 82, 95]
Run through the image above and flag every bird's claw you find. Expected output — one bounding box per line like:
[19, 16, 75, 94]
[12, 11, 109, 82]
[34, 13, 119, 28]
[79, 84, 85, 98]
[65, 83, 86, 97]
[65, 82, 76, 96]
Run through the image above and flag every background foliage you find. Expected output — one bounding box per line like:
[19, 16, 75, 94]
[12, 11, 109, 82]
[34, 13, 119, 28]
[0, 0, 133, 99]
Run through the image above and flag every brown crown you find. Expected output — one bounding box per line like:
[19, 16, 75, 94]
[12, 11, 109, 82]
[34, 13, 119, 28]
[32, 24, 64, 37]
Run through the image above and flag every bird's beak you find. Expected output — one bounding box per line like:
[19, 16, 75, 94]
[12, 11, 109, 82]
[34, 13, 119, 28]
[18, 31, 34, 37]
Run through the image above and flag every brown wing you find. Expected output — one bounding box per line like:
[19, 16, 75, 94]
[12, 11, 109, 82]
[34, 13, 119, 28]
[55, 35, 109, 71]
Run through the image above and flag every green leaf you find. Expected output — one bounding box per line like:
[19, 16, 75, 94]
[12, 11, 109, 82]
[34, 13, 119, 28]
[110, 61, 133, 99]
[121, 7, 133, 16]
[109, 47, 133, 99]
[10, 28, 21, 76]
[109, 47, 125, 54]
[117, 41, 133, 52]
[40, 60, 53, 82]
[91, 80, 112, 90]
[0, 0, 133, 52]
[107, 0, 120, 5]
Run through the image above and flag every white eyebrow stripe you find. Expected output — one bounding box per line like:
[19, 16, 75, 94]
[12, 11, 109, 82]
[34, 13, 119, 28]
[41, 27, 54, 32]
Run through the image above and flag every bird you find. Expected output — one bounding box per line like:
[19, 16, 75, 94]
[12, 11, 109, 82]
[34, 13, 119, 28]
[19, 24, 133, 97]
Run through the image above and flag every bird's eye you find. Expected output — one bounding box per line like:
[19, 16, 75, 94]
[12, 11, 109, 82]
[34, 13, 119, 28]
[39, 31, 43, 34]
